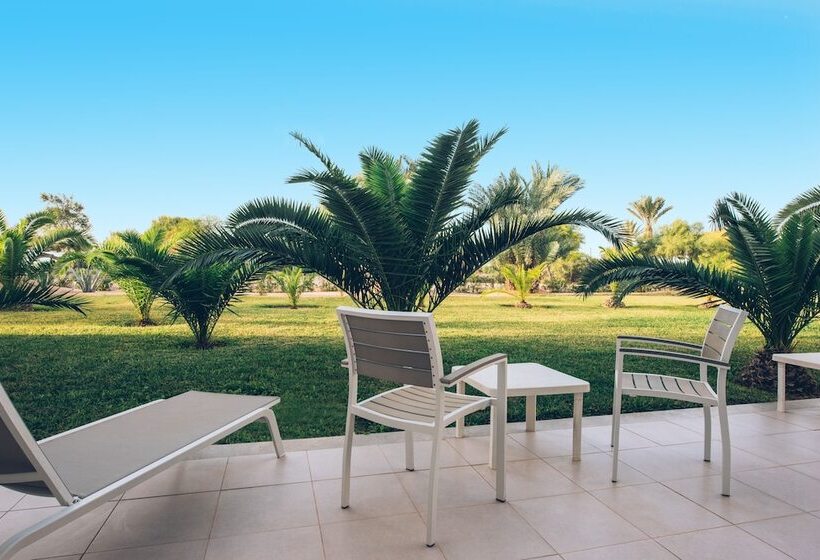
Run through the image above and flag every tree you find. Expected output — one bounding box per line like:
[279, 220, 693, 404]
[40, 193, 91, 232]
[149, 216, 220, 247]
[184, 121, 621, 312]
[579, 189, 820, 394]
[483, 262, 547, 308]
[655, 219, 703, 259]
[627, 195, 672, 239]
[472, 163, 585, 268]
[0, 209, 90, 311]
[271, 266, 315, 309]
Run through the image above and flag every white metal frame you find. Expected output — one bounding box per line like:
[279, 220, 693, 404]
[771, 353, 820, 412]
[611, 304, 748, 496]
[0, 388, 284, 560]
[337, 306, 507, 547]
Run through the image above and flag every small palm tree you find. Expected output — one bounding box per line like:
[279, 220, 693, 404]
[0, 209, 90, 312]
[184, 120, 621, 311]
[627, 196, 672, 239]
[580, 188, 820, 393]
[271, 266, 315, 309]
[484, 262, 547, 308]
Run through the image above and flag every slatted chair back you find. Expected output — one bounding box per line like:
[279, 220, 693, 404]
[0, 384, 72, 503]
[337, 307, 442, 389]
[700, 305, 748, 364]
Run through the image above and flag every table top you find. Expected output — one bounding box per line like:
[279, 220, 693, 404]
[772, 352, 820, 369]
[452, 362, 590, 397]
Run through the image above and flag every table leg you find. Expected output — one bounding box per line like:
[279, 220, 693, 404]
[777, 362, 786, 413]
[525, 395, 536, 432]
[572, 393, 583, 462]
[456, 381, 466, 437]
[488, 406, 496, 469]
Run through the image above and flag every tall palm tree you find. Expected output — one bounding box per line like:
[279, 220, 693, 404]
[183, 120, 622, 312]
[627, 195, 672, 239]
[471, 162, 585, 267]
[579, 188, 820, 392]
[0, 209, 90, 311]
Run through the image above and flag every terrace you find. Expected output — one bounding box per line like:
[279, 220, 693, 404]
[3, 399, 818, 560]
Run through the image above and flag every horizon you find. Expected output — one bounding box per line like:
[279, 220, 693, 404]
[2, 1, 818, 253]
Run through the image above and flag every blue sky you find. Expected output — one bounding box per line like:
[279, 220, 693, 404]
[2, 0, 818, 252]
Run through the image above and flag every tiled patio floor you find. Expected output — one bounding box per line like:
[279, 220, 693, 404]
[3, 399, 820, 560]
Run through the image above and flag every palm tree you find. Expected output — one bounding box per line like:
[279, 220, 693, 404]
[271, 266, 315, 309]
[0, 209, 90, 312]
[579, 189, 820, 392]
[472, 163, 585, 268]
[184, 120, 621, 312]
[627, 196, 672, 239]
[483, 262, 547, 308]
[110, 228, 258, 347]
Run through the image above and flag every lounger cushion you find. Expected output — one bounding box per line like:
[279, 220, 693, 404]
[39, 391, 278, 497]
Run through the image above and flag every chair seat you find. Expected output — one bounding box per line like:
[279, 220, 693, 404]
[355, 386, 492, 430]
[39, 391, 279, 498]
[621, 373, 718, 404]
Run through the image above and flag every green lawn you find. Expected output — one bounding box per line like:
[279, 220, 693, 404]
[1, 293, 815, 443]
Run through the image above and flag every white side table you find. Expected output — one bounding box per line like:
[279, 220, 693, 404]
[452, 362, 590, 461]
[772, 352, 820, 412]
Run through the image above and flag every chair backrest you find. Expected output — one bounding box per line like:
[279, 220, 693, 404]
[0, 383, 72, 503]
[701, 304, 748, 363]
[337, 307, 443, 388]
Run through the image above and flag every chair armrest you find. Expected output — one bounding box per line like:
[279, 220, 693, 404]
[617, 335, 702, 351]
[619, 347, 729, 368]
[441, 353, 507, 387]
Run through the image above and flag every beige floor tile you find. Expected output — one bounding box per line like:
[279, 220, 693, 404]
[205, 526, 324, 560]
[0, 502, 115, 560]
[735, 466, 820, 511]
[741, 513, 820, 560]
[582, 425, 657, 451]
[379, 439, 468, 472]
[509, 430, 598, 458]
[666, 441, 777, 472]
[83, 539, 208, 560]
[729, 413, 809, 435]
[592, 483, 728, 537]
[313, 473, 416, 524]
[659, 525, 790, 559]
[435, 502, 555, 560]
[397, 466, 496, 513]
[561, 540, 677, 560]
[124, 457, 227, 499]
[664, 475, 801, 523]
[210, 482, 317, 538]
[446, 435, 537, 465]
[320, 512, 444, 560]
[546, 452, 652, 491]
[511, 493, 645, 553]
[731, 434, 820, 465]
[616, 445, 720, 481]
[221, 451, 311, 489]
[90, 493, 217, 552]
[0, 487, 24, 512]
[771, 429, 820, 450]
[474, 459, 583, 500]
[621, 421, 702, 446]
[789, 460, 820, 480]
[11, 494, 61, 510]
[307, 445, 392, 481]
[762, 409, 820, 429]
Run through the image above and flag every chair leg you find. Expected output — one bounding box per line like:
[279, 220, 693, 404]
[703, 404, 712, 462]
[261, 410, 286, 458]
[718, 400, 731, 496]
[405, 430, 415, 471]
[341, 412, 354, 509]
[455, 381, 466, 437]
[488, 404, 496, 469]
[611, 387, 622, 483]
[426, 425, 444, 547]
[495, 398, 506, 502]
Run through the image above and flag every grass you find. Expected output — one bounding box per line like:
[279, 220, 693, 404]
[1, 292, 816, 443]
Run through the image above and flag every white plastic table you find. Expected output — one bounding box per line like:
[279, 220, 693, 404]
[453, 362, 590, 461]
[772, 352, 820, 412]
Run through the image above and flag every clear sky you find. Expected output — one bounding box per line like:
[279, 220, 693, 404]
[2, 0, 818, 252]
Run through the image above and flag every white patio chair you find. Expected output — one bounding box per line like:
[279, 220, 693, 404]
[611, 304, 748, 496]
[337, 307, 507, 547]
[0, 388, 284, 560]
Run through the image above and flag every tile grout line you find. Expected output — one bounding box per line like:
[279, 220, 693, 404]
[200, 458, 230, 560]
